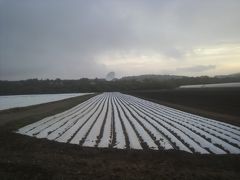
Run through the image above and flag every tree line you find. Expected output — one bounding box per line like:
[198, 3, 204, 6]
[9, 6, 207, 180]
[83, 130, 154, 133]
[0, 75, 240, 95]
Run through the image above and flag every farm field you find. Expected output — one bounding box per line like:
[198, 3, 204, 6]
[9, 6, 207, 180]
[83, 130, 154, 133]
[1, 92, 240, 180]
[127, 88, 240, 126]
[17, 92, 240, 154]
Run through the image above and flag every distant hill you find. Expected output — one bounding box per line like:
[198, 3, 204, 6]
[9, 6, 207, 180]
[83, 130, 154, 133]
[215, 72, 240, 78]
[121, 74, 186, 82]
[1, 73, 240, 95]
[121, 73, 240, 82]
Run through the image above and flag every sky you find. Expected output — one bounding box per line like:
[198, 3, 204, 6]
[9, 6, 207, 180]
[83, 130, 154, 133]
[0, 0, 240, 80]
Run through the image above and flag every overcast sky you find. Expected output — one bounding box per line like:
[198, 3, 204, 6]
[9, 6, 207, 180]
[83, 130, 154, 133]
[1, 0, 240, 80]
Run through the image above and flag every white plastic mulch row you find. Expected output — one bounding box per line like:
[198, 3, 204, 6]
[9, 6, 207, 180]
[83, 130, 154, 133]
[17, 92, 240, 154]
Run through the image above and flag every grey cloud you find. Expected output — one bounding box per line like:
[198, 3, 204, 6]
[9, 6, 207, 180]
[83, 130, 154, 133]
[176, 65, 216, 73]
[0, 0, 240, 80]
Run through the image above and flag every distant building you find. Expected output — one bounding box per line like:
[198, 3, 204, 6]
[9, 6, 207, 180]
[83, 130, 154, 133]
[179, 82, 240, 88]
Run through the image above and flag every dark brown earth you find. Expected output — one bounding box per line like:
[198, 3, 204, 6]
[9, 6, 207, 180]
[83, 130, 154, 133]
[0, 92, 240, 180]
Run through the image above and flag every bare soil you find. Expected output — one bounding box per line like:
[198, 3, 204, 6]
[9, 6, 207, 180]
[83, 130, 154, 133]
[0, 92, 240, 180]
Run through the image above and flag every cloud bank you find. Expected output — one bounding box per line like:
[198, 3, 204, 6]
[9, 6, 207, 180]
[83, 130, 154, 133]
[0, 0, 240, 80]
[176, 65, 216, 73]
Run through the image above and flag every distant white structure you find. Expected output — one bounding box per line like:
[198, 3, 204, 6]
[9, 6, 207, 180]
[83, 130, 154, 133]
[179, 82, 240, 88]
[0, 93, 93, 110]
[106, 72, 115, 81]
